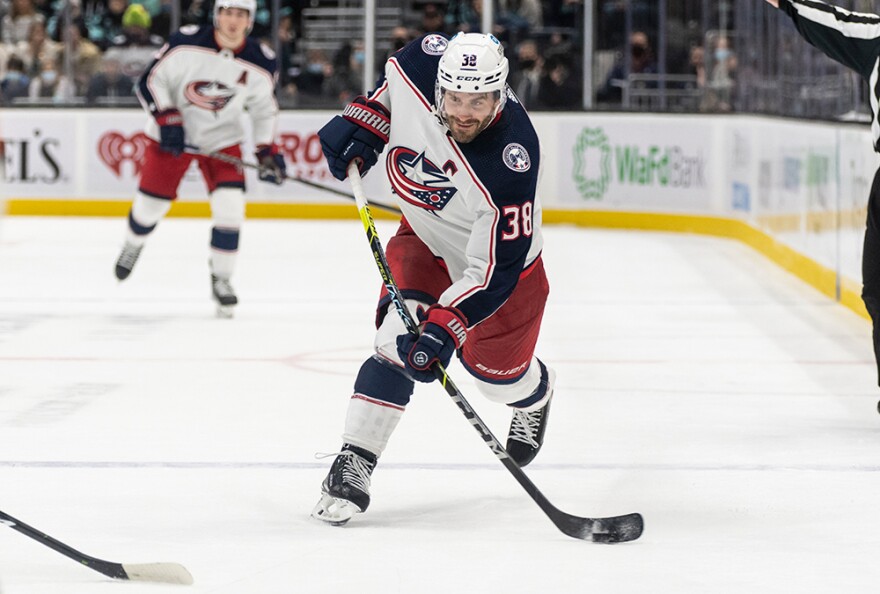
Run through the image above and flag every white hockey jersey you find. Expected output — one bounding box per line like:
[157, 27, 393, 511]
[136, 25, 279, 153]
[369, 34, 544, 327]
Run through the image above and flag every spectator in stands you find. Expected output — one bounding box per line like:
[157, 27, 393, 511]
[2, 0, 45, 45]
[102, 3, 164, 84]
[90, 0, 129, 50]
[27, 55, 74, 100]
[179, 0, 209, 26]
[60, 19, 102, 96]
[543, 29, 575, 63]
[276, 7, 296, 89]
[545, 0, 583, 29]
[597, 30, 657, 104]
[326, 41, 364, 106]
[15, 19, 59, 77]
[509, 37, 542, 108]
[85, 55, 134, 104]
[498, 0, 542, 44]
[294, 48, 331, 100]
[444, 0, 481, 34]
[688, 43, 706, 90]
[537, 54, 580, 109]
[249, 0, 272, 40]
[0, 54, 30, 102]
[702, 34, 737, 112]
[146, 0, 172, 38]
[416, 2, 445, 35]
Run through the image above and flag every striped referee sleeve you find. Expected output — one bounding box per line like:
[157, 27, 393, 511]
[780, 0, 880, 77]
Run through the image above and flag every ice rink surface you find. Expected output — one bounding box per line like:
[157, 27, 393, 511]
[0, 215, 878, 593]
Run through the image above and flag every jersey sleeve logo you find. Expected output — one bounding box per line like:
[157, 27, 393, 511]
[503, 143, 531, 172]
[260, 43, 276, 59]
[184, 80, 237, 111]
[386, 147, 458, 211]
[421, 34, 448, 55]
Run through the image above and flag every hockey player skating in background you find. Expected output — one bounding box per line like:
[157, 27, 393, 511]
[312, 32, 555, 525]
[762, 0, 880, 410]
[114, 0, 285, 317]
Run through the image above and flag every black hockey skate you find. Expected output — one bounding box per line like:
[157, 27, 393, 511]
[506, 367, 555, 467]
[115, 241, 143, 280]
[311, 444, 378, 526]
[211, 274, 238, 318]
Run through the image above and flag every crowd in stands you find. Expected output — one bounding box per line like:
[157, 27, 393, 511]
[281, 0, 586, 110]
[0, 0, 733, 112]
[0, 0, 177, 104]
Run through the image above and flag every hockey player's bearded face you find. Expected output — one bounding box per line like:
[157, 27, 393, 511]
[441, 90, 500, 144]
[215, 8, 249, 47]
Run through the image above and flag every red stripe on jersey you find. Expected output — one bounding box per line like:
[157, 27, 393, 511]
[388, 58, 433, 111]
[367, 79, 390, 103]
[352, 393, 406, 411]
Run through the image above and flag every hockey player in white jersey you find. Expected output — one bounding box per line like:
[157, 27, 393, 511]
[114, 0, 285, 317]
[312, 32, 555, 525]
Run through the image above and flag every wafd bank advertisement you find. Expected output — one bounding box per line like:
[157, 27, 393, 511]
[552, 115, 715, 212]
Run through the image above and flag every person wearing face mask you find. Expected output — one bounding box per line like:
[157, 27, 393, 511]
[702, 34, 737, 112]
[597, 30, 658, 104]
[27, 56, 74, 100]
[509, 37, 542, 108]
[313, 33, 555, 526]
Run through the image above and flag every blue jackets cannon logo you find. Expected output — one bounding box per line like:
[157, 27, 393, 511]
[386, 147, 458, 211]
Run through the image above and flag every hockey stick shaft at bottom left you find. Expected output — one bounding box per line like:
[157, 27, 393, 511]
[0, 509, 193, 585]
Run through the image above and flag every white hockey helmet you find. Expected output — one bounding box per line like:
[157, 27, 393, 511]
[435, 33, 509, 128]
[213, 0, 256, 32]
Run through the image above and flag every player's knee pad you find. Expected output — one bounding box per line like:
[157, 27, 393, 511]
[354, 355, 414, 406]
[345, 356, 411, 456]
[210, 187, 245, 229]
[473, 358, 554, 411]
[130, 192, 172, 233]
[374, 299, 430, 368]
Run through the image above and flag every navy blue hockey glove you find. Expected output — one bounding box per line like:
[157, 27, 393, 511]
[155, 109, 185, 156]
[396, 305, 468, 383]
[255, 144, 286, 185]
[318, 96, 390, 181]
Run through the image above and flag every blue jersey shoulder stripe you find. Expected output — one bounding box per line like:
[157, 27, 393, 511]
[392, 33, 449, 107]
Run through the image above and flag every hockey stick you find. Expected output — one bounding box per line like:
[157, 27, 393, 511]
[0, 509, 194, 585]
[185, 146, 402, 215]
[346, 162, 644, 543]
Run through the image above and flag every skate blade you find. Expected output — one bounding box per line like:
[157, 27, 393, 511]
[215, 304, 235, 319]
[311, 494, 359, 526]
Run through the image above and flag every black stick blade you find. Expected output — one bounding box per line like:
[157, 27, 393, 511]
[553, 511, 644, 543]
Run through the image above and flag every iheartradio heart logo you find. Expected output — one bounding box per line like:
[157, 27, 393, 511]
[97, 131, 150, 177]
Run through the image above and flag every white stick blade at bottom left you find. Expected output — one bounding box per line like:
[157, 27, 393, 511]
[122, 563, 194, 585]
